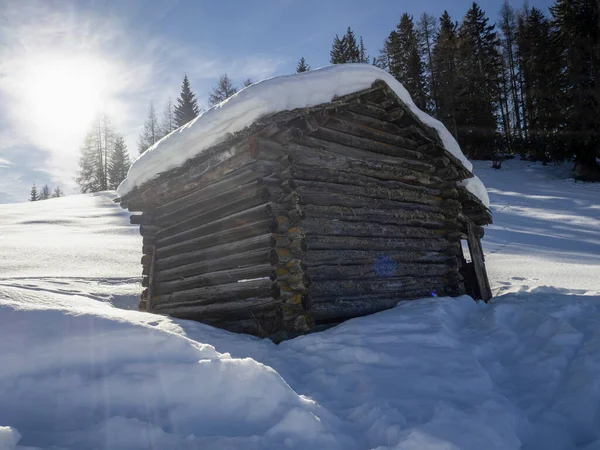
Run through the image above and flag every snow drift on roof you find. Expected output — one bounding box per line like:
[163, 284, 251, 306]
[117, 64, 489, 207]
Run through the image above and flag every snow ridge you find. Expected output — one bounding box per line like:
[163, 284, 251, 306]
[117, 65, 489, 207]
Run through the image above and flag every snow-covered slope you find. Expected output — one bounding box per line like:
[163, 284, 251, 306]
[1, 161, 599, 450]
[116, 65, 489, 207]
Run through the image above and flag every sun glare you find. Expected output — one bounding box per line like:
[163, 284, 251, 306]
[23, 55, 110, 136]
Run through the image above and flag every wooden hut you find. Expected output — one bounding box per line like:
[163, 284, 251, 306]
[116, 74, 492, 337]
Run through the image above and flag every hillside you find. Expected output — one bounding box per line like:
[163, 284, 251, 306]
[0, 161, 599, 450]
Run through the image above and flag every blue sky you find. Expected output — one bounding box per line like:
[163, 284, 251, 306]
[0, 0, 553, 203]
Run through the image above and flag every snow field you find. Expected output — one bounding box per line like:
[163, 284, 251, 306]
[0, 160, 599, 449]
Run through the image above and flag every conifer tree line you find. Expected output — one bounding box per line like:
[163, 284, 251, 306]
[29, 183, 63, 201]
[328, 0, 600, 176]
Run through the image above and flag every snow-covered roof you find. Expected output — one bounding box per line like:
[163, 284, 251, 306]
[117, 64, 489, 208]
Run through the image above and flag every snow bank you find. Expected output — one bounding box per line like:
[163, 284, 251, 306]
[0, 287, 349, 450]
[2, 286, 600, 449]
[117, 64, 488, 207]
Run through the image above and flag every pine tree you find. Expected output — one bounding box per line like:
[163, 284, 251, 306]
[29, 183, 38, 202]
[52, 186, 63, 198]
[138, 102, 159, 154]
[296, 57, 310, 72]
[433, 11, 460, 138]
[454, 3, 503, 158]
[551, 0, 600, 176]
[330, 27, 361, 63]
[359, 37, 370, 63]
[418, 13, 439, 114]
[386, 13, 428, 110]
[159, 99, 176, 137]
[40, 185, 50, 200]
[76, 115, 115, 193]
[108, 135, 131, 190]
[208, 74, 238, 106]
[330, 34, 348, 63]
[243, 78, 253, 87]
[174, 75, 200, 127]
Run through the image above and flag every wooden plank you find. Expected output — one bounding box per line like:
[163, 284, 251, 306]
[310, 277, 447, 297]
[467, 221, 492, 301]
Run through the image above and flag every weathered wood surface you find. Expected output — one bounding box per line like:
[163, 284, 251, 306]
[306, 234, 454, 252]
[155, 249, 272, 282]
[156, 219, 273, 259]
[289, 178, 442, 207]
[304, 249, 455, 266]
[310, 278, 447, 297]
[306, 263, 451, 280]
[145, 245, 156, 311]
[301, 217, 450, 239]
[156, 264, 271, 295]
[156, 203, 277, 247]
[299, 204, 447, 228]
[467, 221, 492, 301]
[153, 278, 277, 307]
[154, 296, 281, 319]
[155, 234, 273, 270]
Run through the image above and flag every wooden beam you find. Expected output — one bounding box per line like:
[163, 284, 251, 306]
[466, 221, 492, 301]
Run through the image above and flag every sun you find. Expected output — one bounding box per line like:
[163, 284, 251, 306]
[23, 54, 110, 136]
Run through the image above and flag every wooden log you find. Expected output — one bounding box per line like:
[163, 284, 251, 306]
[467, 221, 492, 301]
[310, 296, 432, 322]
[130, 214, 153, 225]
[153, 279, 278, 307]
[299, 204, 447, 228]
[318, 113, 419, 149]
[304, 249, 454, 266]
[301, 217, 448, 239]
[290, 178, 442, 207]
[155, 234, 274, 271]
[156, 219, 273, 259]
[306, 263, 451, 281]
[285, 165, 442, 197]
[155, 182, 271, 226]
[295, 134, 437, 174]
[305, 235, 453, 252]
[295, 191, 445, 214]
[156, 264, 272, 295]
[126, 140, 256, 208]
[334, 110, 414, 137]
[310, 278, 447, 297]
[153, 161, 276, 217]
[288, 142, 443, 186]
[157, 189, 271, 235]
[146, 246, 157, 311]
[155, 248, 272, 282]
[140, 225, 160, 237]
[153, 296, 281, 319]
[156, 203, 276, 247]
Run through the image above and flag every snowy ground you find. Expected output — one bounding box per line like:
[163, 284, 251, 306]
[0, 161, 599, 450]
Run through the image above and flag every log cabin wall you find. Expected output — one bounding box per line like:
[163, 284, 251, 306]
[119, 81, 491, 337]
